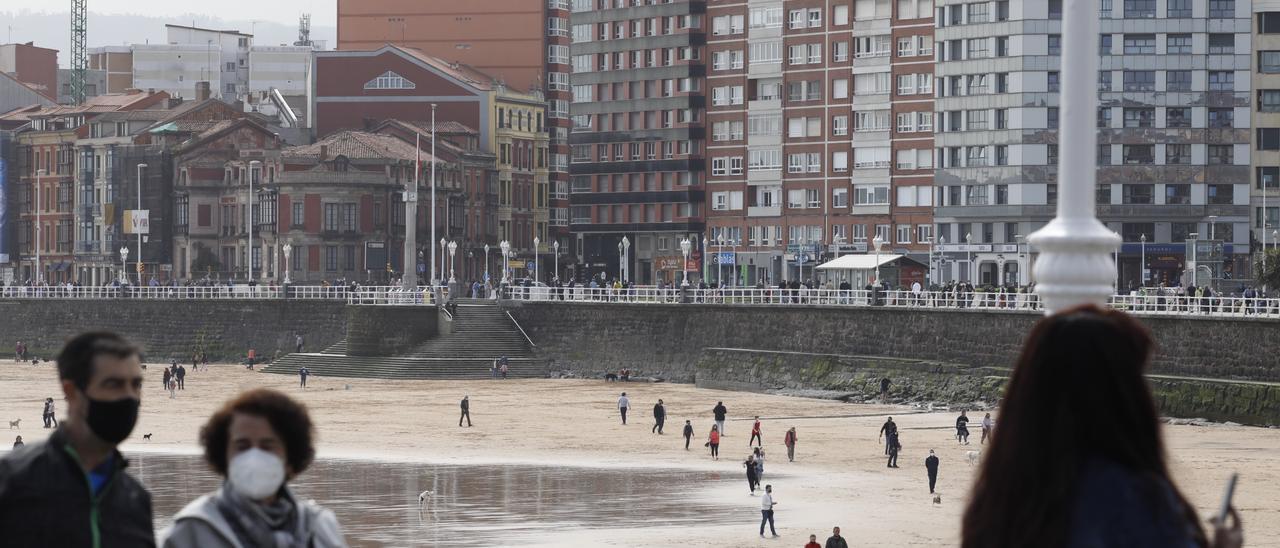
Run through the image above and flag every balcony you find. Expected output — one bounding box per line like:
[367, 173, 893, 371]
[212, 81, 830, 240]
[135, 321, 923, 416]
[747, 205, 781, 217]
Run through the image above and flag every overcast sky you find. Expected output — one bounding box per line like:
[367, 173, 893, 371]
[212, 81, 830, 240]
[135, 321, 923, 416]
[2, 1, 338, 26]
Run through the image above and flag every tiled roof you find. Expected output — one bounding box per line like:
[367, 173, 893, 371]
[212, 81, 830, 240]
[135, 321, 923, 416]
[391, 46, 495, 91]
[283, 130, 436, 163]
[389, 119, 477, 136]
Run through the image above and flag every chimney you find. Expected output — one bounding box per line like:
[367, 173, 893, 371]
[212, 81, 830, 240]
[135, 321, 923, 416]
[195, 81, 211, 101]
[319, 144, 327, 161]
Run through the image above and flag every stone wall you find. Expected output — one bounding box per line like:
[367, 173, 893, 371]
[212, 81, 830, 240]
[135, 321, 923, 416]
[0, 300, 347, 363]
[346, 306, 438, 356]
[506, 302, 1280, 383]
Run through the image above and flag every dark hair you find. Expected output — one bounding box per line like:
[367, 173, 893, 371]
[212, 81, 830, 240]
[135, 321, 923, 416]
[961, 305, 1205, 548]
[200, 389, 316, 476]
[56, 332, 140, 389]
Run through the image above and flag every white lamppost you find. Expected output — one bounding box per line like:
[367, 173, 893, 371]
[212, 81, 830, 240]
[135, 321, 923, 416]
[996, 254, 1006, 286]
[282, 242, 292, 284]
[872, 235, 885, 287]
[500, 240, 511, 284]
[119, 246, 129, 284]
[429, 103, 438, 285]
[621, 236, 630, 283]
[34, 168, 45, 284]
[680, 237, 692, 287]
[702, 236, 709, 283]
[937, 235, 946, 283]
[1026, 0, 1120, 313]
[1014, 234, 1025, 286]
[1139, 233, 1146, 287]
[484, 243, 491, 284]
[717, 233, 726, 285]
[553, 240, 560, 281]
[965, 232, 973, 283]
[135, 163, 148, 285]
[439, 238, 447, 285]
[926, 236, 934, 287]
[447, 240, 457, 283]
[248, 160, 260, 283]
[532, 237, 540, 284]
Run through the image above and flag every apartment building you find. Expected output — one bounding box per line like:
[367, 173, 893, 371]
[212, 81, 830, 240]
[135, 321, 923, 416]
[1254, 3, 1280, 271]
[934, 0, 1251, 288]
[702, 0, 932, 286]
[567, 0, 707, 284]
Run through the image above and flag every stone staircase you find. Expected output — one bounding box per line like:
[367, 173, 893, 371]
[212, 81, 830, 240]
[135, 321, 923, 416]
[264, 300, 546, 380]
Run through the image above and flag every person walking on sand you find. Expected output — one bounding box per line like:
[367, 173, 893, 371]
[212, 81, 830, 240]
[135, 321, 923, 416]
[879, 417, 897, 455]
[176, 364, 186, 390]
[759, 484, 778, 538]
[499, 355, 509, 379]
[805, 534, 822, 548]
[753, 447, 766, 480]
[617, 392, 630, 425]
[42, 397, 57, 428]
[652, 399, 666, 434]
[163, 366, 172, 392]
[956, 410, 970, 445]
[981, 412, 993, 444]
[707, 425, 720, 460]
[784, 427, 798, 462]
[683, 420, 694, 450]
[825, 527, 849, 548]
[925, 449, 940, 493]
[295, 333, 304, 354]
[11, 435, 22, 449]
[749, 416, 763, 447]
[459, 395, 472, 427]
[887, 429, 901, 468]
[298, 366, 311, 388]
[744, 454, 759, 494]
[713, 401, 727, 436]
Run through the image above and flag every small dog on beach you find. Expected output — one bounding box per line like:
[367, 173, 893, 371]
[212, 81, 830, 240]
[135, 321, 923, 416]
[143, 433, 152, 440]
[8, 419, 19, 429]
[418, 490, 435, 507]
[933, 494, 942, 505]
[604, 373, 618, 382]
[966, 450, 981, 466]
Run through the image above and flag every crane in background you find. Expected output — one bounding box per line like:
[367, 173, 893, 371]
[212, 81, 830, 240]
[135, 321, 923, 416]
[70, 0, 87, 104]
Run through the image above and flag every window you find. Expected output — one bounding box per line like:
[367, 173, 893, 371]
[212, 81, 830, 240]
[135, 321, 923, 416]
[832, 79, 848, 99]
[809, 8, 822, 27]
[1168, 0, 1192, 18]
[1047, 72, 1060, 92]
[1261, 52, 1280, 74]
[853, 73, 890, 95]
[967, 3, 990, 23]
[1208, 184, 1233, 205]
[750, 7, 783, 28]
[1208, 0, 1235, 19]
[1122, 184, 1154, 205]
[1208, 145, 1234, 165]
[1260, 90, 1280, 112]
[1166, 70, 1191, 92]
[854, 110, 890, 132]
[832, 115, 848, 135]
[1048, 35, 1061, 56]
[1123, 71, 1155, 91]
[1208, 71, 1235, 91]
[1098, 144, 1112, 165]
[1166, 184, 1191, 205]
[833, 4, 849, 25]
[1124, 0, 1155, 18]
[966, 184, 989, 205]
[833, 151, 849, 172]
[1166, 144, 1191, 164]
[967, 109, 989, 131]
[833, 41, 849, 62]
[1208, 34, 1234, 55]
[1263, 12, 1280, 33]
[292, 202, 304, 226]
[966, 146, 988, 167]
[855, 35, 891, 58]
[898, 37, 916, 57]
[853, 147, 890, 168]
[1167, 107, 1191, 128]
[749, 149, 782, 171]
[1259, 128, 1280, 150]
[788, 9, 805, 29]
[967, 38, 989, 59]
[1208, 108, 1234, 128]
[1097, 71, 1111, 92]
[854, 184, 890, 205]
[1260, 167, 1280, 189]
[750, 41, 782, 64]
[748, 114, 781, 136]
[1123, 34, 1156, 54]
[1048, 0, 1063, 19]
[363, 71, 416, 90]
[896, 149, 932, 170]
[1123, 108, 1154, 128]
[995, 145, 1009, 166]
[1122, 145, 1154, 165]
[1098, 107, 1113, 128]
[1167, 34, 1192, 55]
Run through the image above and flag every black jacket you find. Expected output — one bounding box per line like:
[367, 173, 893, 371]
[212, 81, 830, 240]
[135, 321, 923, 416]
[0, 428, 154, 548]
[926, 455, 939, 474]
[653, 404, 665, 420]
[683, 424, 694, 437]
[713, 404, 727, 421]
[826, 535, 850, 548]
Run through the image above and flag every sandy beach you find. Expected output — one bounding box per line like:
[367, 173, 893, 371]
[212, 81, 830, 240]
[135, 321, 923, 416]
[1, 362, 1276, 547]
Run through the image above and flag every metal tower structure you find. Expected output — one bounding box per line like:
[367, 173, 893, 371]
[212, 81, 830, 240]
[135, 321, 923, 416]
[71, 0, 87, 104]
[294, 14, 312, 47]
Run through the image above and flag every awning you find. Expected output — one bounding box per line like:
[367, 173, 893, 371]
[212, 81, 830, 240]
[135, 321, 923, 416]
[815, 254, 905, 271]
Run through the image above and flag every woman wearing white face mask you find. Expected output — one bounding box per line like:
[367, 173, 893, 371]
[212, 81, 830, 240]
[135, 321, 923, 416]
[160, 388, 346, 547]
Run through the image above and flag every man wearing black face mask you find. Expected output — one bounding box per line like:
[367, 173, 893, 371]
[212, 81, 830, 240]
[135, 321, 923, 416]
[0, 331, 155, 547]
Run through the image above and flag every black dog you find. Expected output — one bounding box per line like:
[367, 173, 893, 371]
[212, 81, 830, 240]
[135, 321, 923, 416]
[604, 373, 618, 382]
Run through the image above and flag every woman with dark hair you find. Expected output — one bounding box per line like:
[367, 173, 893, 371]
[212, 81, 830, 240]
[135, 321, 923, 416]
[961, 305, 1242, 548]
[160, 388, 346, 547]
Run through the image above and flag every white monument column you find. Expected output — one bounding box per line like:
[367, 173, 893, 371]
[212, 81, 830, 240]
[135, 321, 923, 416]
[1027, 0, 1120, 314]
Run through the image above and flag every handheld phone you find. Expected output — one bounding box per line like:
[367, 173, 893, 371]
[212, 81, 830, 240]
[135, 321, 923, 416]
[1217, 472, 1238, 524]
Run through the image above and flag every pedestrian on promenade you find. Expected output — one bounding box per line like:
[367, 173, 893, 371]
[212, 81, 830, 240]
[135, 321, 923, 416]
[753, 447, 766, 479]
[295, 333, 304, 354]
[879, 417, 897, 455]
[246, 348, 256, 370]
[961, 305, 1243, 548]
[42, 396, 57, 428]
[981, 413, 993, 444]
[749, 416, 763, 447]
[925, 449, 940, 493]
[163, 366, 172, 392]
[159, 389, 346, 547]
[744, 454, 759, 494]
[713, 401, 727, 436]
[11, 435, 22, 449]
[652, 399, 666, 434]
[299, 366, 311, 388]
[805, 533, 822, 548]
[459, 395, 471, 427]
[176, 364, 186, 390]
[759, 484, 778, 538]
[956, 410, 970, 445]
[0, 332, 154, 546]
[707, 425, 720, 460]
[887, 430, 901, 468]
[683, 420, 694, 450]
[825, 527, 849, 548]
[784, 427, 798, 462]
[499, 356, 509, 379]
[617, 392, 630, 425]
[880, 377, 891, 403]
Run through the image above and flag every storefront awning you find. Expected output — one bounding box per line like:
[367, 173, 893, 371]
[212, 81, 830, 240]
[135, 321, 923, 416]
[816, 254, 906, 271]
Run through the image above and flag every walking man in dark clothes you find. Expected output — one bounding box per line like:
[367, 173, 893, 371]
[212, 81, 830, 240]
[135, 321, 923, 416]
[175, 364, 185, 390]
[652, 399, 666, 434]
[42, 397, 56, 428]
[825, 527, 850, 548]
[879, 417, 897, 455]
[887, 430, 901, 468]
[925, 449, 940, 493]
[459, 395, 472, 427]
[956, 410, 970, 444]
[682, 420, 694, 450]
[713, 401, 727, 436]
[880, 377, 891, 403]
[295, 333, 304, 353]
[299, 366, 310, 388]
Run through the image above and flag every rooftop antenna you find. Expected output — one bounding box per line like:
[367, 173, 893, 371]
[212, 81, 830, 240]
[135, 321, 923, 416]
[294, 14, 313, 48]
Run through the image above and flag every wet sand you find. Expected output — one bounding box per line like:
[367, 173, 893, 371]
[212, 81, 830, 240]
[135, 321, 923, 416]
[2, 363, 1276, 547]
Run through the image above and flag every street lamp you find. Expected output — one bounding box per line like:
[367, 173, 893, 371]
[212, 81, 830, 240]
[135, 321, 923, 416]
[996, 254, 1006, 286]
[553, 240, 560, 282]
[447, 240, 457, 283]
[533, 237, 540, 284]
[135, 163, 148, 285]
[500, 240, 511, 284]
[680, 238, 692, 287]
[617, 240, 624, 282]
[119, 246, 129, 284]
[702, 236, 709, 284]
[282, 242, 292, 284]
[1208, 215, 1218, 240]
[965, 232, 973, 283]
[872, 235, 885, 287]
[622, 236, 630, 283]
[484, 243, 491, 285]
[248, 160, 260, 283]
[1139, 233, 1146, 287]
[439, 238, 447, 285]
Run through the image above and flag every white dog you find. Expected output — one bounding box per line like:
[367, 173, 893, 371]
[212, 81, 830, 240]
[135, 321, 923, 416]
[966, 450, 981, 466]
[418, 490, 435, 507]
